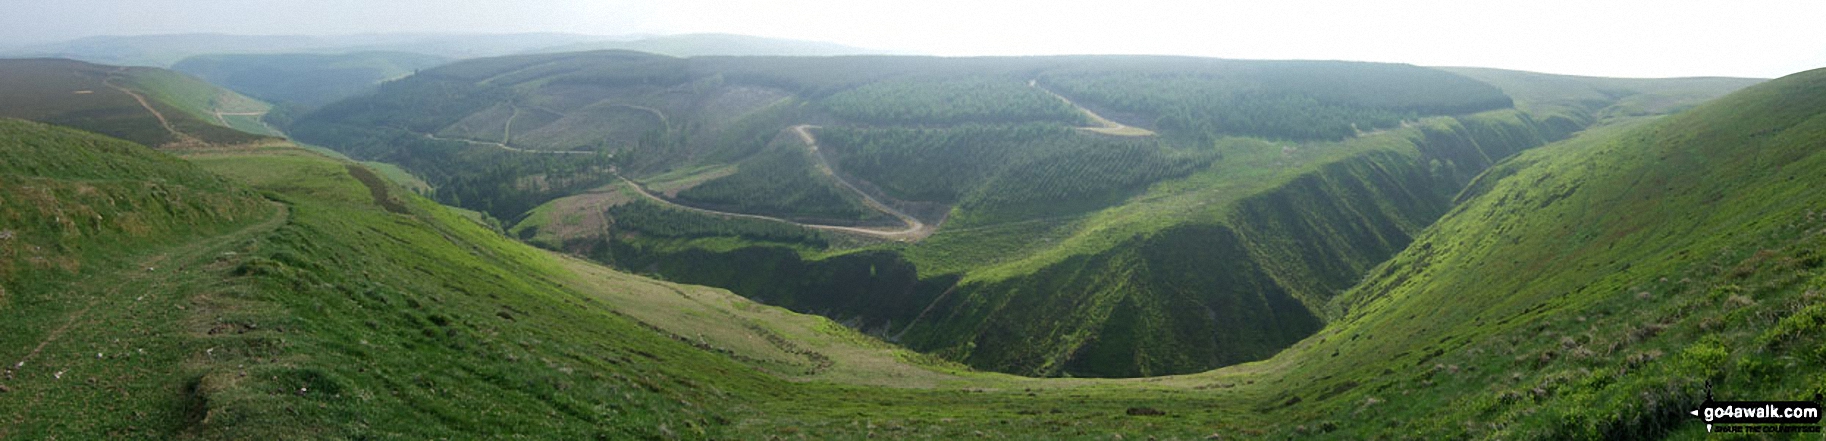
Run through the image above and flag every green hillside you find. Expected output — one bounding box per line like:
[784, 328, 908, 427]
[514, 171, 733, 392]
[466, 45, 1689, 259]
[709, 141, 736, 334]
[292, 50, 1765, 377]
[0, 119, 279, 438]
[1241, 66, 1826, 438]
[0, 59, 279, 146]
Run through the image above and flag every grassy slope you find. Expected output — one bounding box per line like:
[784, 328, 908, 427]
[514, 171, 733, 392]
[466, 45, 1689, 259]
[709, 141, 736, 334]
[0, 119, 278, 438]
[1235, 67, 1826, 438]
[174, 144, 782, 439]
[0, 120, 767, 437]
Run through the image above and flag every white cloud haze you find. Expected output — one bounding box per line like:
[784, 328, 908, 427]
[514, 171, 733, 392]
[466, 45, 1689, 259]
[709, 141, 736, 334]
[2, 0, 1822, 78]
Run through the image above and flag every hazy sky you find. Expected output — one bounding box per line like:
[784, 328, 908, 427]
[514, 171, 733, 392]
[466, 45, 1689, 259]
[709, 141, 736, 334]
[3, 0, 1823, 78]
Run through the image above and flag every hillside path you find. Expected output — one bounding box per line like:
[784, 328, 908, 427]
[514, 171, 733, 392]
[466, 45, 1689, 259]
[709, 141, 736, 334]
[616, 170, 932, 242]
[0, 202, 288, 438]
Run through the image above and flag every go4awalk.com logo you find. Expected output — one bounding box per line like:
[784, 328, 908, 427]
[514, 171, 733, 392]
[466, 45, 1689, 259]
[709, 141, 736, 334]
[1691, 395, 1823, 434]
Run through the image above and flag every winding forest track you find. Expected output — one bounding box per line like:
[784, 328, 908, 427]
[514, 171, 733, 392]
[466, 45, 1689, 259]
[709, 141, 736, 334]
[1029, 79, 1156, 137]
[212, 111, 265, 126]
[608, 103, 670, 131]
[789, 124, 932, 240]
[616, 172, 930, 241]
[418, 131, 598, 155]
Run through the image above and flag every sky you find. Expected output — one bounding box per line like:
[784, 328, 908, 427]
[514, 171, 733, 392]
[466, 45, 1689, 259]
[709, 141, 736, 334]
[2, 0, 1823, 78]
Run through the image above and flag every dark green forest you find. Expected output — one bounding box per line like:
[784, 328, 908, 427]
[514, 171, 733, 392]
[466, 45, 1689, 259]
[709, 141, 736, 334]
[672, 142, 882, 223]
[1037, 58, 1514, 141]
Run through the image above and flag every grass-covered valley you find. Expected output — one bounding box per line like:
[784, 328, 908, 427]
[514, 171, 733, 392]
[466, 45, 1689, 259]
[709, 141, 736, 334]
[1, 39, 1822, 439]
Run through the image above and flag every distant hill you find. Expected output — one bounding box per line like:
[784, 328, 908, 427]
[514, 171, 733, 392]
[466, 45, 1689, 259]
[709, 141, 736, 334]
[527, 33, 904, 57]
[172, 51, 451, 108]
[0, 58, 277, 147]
[1441, 66, 1763, 125]
[3, 33, 901, 69]
[1, 33, 604, 67]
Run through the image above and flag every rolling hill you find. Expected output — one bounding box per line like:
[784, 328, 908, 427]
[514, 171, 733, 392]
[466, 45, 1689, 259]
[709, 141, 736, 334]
[1, 33, 604, 68]
[293, 50, 1761, 378]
